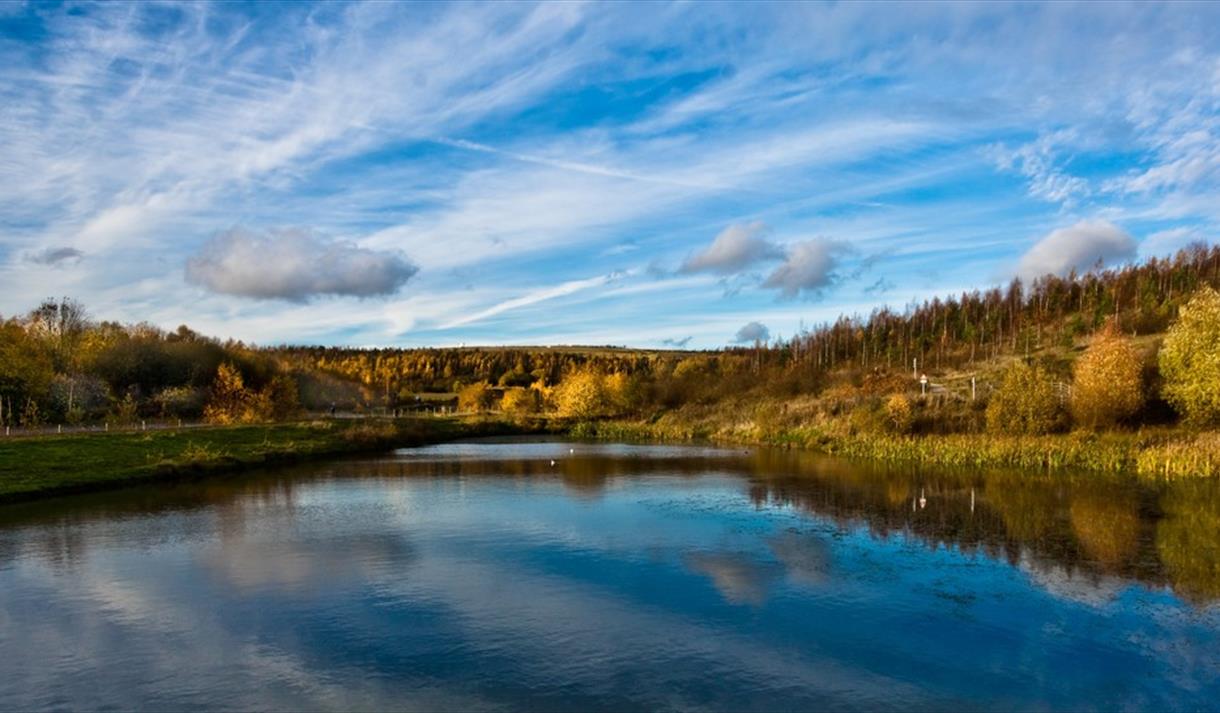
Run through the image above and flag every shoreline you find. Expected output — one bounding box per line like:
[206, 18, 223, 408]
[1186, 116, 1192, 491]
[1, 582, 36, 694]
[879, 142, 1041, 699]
[0, 417, 546, 505]
[570, 418, 1220, 482]
[3, 414, 1218, 506]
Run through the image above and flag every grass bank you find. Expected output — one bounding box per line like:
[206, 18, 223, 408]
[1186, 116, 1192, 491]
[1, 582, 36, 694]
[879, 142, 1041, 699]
[570, 408, 1220, 481]
[0, 417, 535, 503]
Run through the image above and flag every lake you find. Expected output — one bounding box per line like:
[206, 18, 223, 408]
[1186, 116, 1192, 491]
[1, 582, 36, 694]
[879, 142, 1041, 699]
[1, 439, 1218, 711]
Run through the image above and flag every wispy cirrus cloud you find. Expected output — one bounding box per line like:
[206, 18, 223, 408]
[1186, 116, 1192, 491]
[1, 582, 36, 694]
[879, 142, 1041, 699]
[3, 2, 1220, 346]
[439, 271, 628, 330]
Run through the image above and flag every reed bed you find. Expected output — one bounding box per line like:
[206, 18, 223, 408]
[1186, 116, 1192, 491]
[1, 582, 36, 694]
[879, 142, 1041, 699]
[574, 413, 1220, 480]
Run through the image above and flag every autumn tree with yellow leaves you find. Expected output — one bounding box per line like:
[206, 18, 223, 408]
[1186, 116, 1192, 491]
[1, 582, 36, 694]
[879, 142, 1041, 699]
[1160, 285, 1220, 427]
[1071, 321, 1144, 429]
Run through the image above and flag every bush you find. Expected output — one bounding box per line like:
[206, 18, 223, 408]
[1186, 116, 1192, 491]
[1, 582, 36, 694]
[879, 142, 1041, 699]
[261, 373, 301, 421]
[457, 382, 493, 412]
[109, 392, 139, 425]
[154, 386, 206, 419]
[48, 374, 111, 422]
[203, 362, 250, 425]
[554, 368, 607, 418]
[985, 361, 1064, 435]
[1071, 322, 1144, 429]
[884, 394, 915, 434]
[1160, 285, 1220, 426]
[500, 387, 539, 416]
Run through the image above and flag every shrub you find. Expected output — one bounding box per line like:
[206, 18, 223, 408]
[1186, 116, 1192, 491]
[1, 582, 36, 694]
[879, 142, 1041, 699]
[554, 368, 607, 418]
[109, 392, 139, 425]
[203, 362, 250, 425]
[261, 373, 301, 421]
[154, 386, 206, 419]
[1160, 285, 1220, 426]
[1071, 322, 1144, 429]
[457, 382, 493, 412]
[884, 393, 915, 434]
[985, 361, 1063, 435]
[500, 387, 539, 416]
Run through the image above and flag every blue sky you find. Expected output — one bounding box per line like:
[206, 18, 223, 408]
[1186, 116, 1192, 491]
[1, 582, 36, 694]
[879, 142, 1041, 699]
[2, 1, 1219, 348]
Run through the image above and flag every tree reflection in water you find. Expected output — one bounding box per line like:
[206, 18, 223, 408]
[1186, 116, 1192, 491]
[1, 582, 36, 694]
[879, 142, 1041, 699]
[1, 439, 1218, 606]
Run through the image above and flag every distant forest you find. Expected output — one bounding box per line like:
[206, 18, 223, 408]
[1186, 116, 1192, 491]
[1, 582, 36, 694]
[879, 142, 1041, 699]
[2, 244, 1220, 432]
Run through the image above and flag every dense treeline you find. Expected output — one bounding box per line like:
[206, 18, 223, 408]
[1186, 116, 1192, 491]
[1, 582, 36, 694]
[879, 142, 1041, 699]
[755, 243, 1220, 374]
[0, 299, 301, 426]
[276, 244, 1220, 435]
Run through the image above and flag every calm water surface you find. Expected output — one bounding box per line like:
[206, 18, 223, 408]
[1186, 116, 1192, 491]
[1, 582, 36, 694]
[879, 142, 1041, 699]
[1, 439, 1219, 711]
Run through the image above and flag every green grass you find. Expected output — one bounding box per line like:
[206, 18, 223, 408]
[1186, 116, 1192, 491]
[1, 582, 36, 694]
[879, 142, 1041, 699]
[0, 417, 528, 502]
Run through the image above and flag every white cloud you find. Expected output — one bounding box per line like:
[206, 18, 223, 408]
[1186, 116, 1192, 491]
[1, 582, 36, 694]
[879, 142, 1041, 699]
[761, 239, 846, 298]
[991, 130, 1091, 206]
[734, 321, 770, 343]
[439, 271, 626, 330]
[1016, 219, 1137, 280]
[1139, 227, 1211, 258]
[185, 227, 418, 301]
[680, 221, 781, 275]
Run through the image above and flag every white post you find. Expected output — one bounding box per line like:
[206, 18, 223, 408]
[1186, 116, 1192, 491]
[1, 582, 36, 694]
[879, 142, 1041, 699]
[105, 422, 109, 432]
[57, 424, 62, 434]
[141, 420, 146, 431]
[971, 377, 976, 401]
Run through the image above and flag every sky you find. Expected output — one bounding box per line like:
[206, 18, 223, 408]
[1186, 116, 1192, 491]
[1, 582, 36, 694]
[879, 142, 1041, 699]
[2, 1, 1220, 349]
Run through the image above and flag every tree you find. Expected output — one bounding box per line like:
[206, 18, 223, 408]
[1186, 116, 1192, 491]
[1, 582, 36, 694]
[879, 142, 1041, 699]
[260, 373, 301, 421]
[500, 387, 539, 417]
[1071, 321, 1144, 429]
[884, 393, 914, 434]
[203, 362, 251, 425]
[1160, 285, 1220, 426]
[26, 297, 89, 372]
[986, 361, 1063, 435]
[457, 382, 493, 412]
[0, 320, 53, 424]
[554, 368, 606, 418]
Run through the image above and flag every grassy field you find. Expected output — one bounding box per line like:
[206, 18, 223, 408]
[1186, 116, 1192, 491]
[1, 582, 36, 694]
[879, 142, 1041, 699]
[0, 417, 531, 502]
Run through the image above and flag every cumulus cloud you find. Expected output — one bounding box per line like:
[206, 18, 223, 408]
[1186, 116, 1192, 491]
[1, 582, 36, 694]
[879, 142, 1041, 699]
[185, 227, 418, 301]
[734, 321, 770, 344]
[680, 221, 782, 275]
[25, 246, 83, 265]
[761, 239, 845, 298]
[1016, 219, 1137, 281]
[661, 336, 692, 348]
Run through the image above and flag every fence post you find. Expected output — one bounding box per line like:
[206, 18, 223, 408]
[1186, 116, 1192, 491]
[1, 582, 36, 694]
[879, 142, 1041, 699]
[141, 420, 146, 431]
[57, 424, 62, 434]
[105, 422, 109, 432]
